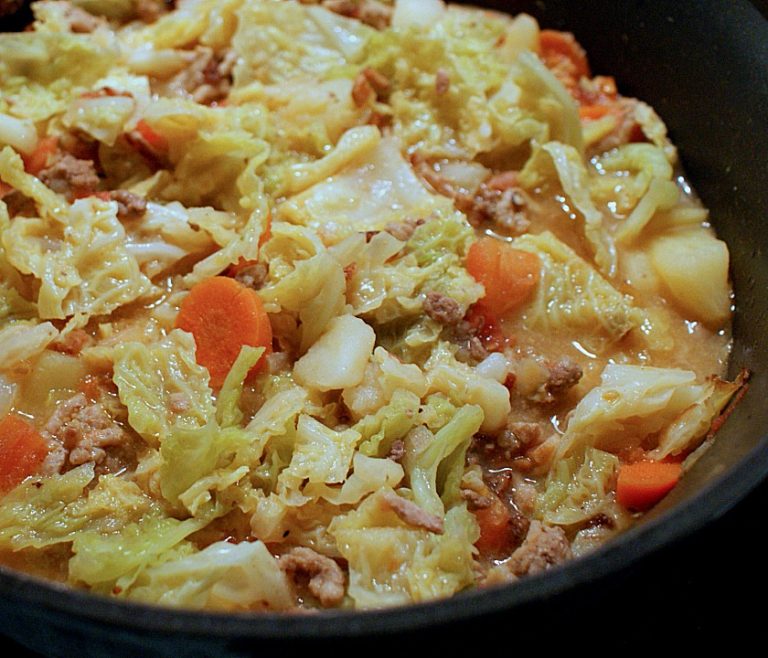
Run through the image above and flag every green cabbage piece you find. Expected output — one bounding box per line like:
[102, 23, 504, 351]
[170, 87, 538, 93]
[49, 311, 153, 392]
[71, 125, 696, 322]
[259, 251, 346, 353]
[0, 321, 59, 371]
[278, 134, 456, 243]
[0, 32, 118, 121]
[339, 213, 483, 326]
[513, 231, 643, 348]
[1, 190, 155, 327]
[591, 143, 674, 216]
[329, 490, 478, 608]
[404, 404, 483, 516]
[303, 453, 405, 506]
[514, 52, 583, 152]
[0, 146, 69, 222]
[0, 465, 157, 550]
[183, 196, 269, 286]
[113, 329, 215, 446]
[649, 371, 746, 460]
[119, 0, 242, 51]
[126, 539, 294, 611]
[359, 12, 562, 162]
[232, 0, 373, 87]
[424, 343, 510, 433]
[139, 100, 270, 213]
[277, 415, 361, 503]
[355, 389, 422, 458]
[341, 345, 428, 421]
[556, 363, 722, 459]
[537, 448, 619, 526]
[614, 177, 680, 244]
[69, 512, 210, 590]
[519, 141, 614, 275]
[113, 332, 268, 513]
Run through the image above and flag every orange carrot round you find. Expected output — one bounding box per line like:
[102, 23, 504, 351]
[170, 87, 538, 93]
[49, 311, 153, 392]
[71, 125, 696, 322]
[175, 276, 272, 388]
[466, 237, 540, 316]
[22, 136, 58, 176]
[578, 104, 613, 121]
[474, 491, 512, 555]
[0, 414, 48, 493]
[135, 119, 168, 153]
[539, 29, 591, 80]
[616, 460, 682, 511]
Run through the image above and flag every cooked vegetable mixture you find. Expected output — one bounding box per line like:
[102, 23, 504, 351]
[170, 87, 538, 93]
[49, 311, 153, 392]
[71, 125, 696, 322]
[0, 0, 747, 611]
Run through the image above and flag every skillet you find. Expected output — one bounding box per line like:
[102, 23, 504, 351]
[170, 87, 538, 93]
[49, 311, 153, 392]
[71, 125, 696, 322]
[0, 0, 767, 654]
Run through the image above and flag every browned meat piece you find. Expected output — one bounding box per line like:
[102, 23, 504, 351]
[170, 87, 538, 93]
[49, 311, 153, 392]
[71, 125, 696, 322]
[352, 67, 391, 107]
[446, 319, 492, 365]
[435, 68, 450, 96]
[266, 351, 292, 375]
[278, 547, 346, 607]
[506, 520, 572, 577]
[135, 0, 173, 23]
[163, 47, 235, 106]
[380, 490, 444, 534]
[40, 393, 127, 474]
[351, 72, 374, 107]
[39, 154, 100, 198]
[168, 392, 191, 414]
[363, 67, 390, 95]
[455, 184, 531, 236]
[109, 190, 147, 221]
[53, 2, 105, 33]
[537, 358, 583, 403]
[423, 291, 464, 326]
[386, 439, 406, 463]
[384, 217, 424, 242]
[322, 0, 393, 30]
[233, 261, 268, 290]
[410, 153, 457, 197]
[49, 329, 93, 357]
[461, 488, 491, 510]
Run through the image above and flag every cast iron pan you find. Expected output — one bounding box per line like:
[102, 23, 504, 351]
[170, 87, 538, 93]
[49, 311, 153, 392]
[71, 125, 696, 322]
[1, 1, 767, 654]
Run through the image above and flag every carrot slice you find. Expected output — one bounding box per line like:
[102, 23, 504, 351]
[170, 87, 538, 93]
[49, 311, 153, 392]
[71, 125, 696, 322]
[539, 29, 590, 79]
[22, 136, 58, 176]
[135, 119, 168, 152]
[579, 104, 612, 121]
[0, 414, 48, 493]
[466, 237, 540, 316]
[616, 460, 682, 511]
[474, 491, 512, 554]
[175, 276, 272, 388]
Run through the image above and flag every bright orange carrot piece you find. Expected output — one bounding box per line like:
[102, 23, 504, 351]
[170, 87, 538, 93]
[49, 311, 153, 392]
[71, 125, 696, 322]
[135, 119, 168, 152]
[0, 414, 48, 493]
[22, 136, 58, 176]
[579, 104, 612, 121]
[539, 29, 591, 79]
[474, 491, 512, 555]
[616, 460, 683, 511]
[466, 237, 540, 316]
[175, 276, 272, 388]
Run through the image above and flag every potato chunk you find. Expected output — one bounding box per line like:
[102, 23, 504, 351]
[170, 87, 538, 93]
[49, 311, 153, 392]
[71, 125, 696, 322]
[649, 229, 730, 326]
